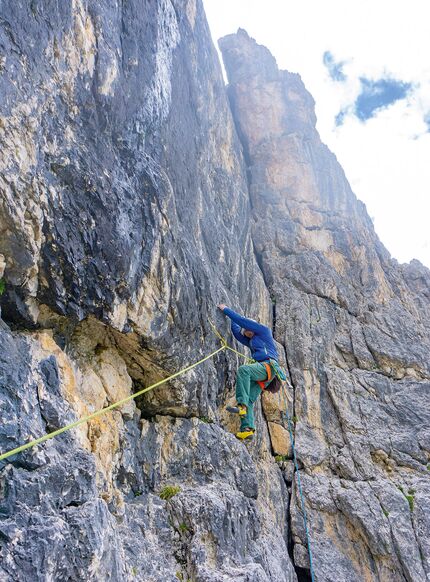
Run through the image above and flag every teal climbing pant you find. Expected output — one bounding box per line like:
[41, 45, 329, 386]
[235, 362, 268, 430]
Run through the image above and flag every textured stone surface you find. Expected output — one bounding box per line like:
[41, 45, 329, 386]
[0, 321, 297, 581]
[220, 28, 430, 582]
[268, 422, 292, 458]
[0, 3, 295, 581]
[1, 2, 429, 581]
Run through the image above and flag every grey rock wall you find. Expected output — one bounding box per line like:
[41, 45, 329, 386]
[1, 2, 429, 582]
[220, 28, 430, 582]
[0, 2, 296, 581]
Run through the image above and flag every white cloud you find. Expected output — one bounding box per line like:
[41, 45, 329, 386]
[203, 0, 430, 268]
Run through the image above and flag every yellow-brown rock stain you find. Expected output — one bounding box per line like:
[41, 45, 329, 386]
[28, 329, 134, 502]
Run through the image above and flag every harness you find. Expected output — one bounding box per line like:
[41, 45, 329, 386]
[256, 359, 288, 391]
[257, 361, 273, 390]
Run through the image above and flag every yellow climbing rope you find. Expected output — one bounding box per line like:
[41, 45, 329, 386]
[1, 316, 315, 575]
[0, 321, 256, 463]
[0, 343, 226, 463]
[208, 319, 253, 363]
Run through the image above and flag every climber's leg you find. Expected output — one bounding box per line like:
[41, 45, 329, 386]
[239, 378, 264, 431]
[234, 363, 267, 439]
[235, 363, 267, 405]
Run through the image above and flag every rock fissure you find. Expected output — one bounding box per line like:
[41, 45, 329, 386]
[278, 344, 314, 580]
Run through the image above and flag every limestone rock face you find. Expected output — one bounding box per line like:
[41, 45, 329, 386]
[0, 3, 295, 582]
[0, 1, 275, 414]
[1, 2, 429, 581]
[220, 29, 430, 582]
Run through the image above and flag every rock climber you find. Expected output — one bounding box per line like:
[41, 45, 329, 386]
[217, 304, 281, 441]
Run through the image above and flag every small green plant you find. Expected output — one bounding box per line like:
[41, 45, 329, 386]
[131, 567, 138, 576]
[405, 494, 414, 512]
[397, 485, 415, 512]
[0, 278, 5, 296]
[199, 416, 213, 424]
[291, 416, 298, 425]
[275, 454, 289, 463]
[159, 485, 181, 501]
[405, 488, 416, 511]
[134, 489, 142, 497]
[178, 522, 189, 533]
[427, 464, 430, 471]
[382, 508, 390, 518]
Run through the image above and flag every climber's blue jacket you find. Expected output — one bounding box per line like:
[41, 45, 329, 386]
[223, 307, 279, 362]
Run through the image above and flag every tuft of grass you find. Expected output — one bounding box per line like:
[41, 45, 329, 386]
[131, 567, 138, 576]
[159, 485, 181, 501]
[275, 454, 289, 463]
[199, 416, 213, 424]
[134, 489, 142, 497]
[0, 278, 5, 296]
[406, 488, 416, 511]
[178, 522, 189, 533]
[427, 464, 430, 471]
[405, 494, 414, 512]
[397, 485, 415, 512]
[382, 508, 390, 518]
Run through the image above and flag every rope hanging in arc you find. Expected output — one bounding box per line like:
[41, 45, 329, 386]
[0, 343, 226, 462]
[0, 320, 316, 580]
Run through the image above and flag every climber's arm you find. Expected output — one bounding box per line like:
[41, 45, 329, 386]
[230, 322, 251, 347]
[220, 306, 267, 335]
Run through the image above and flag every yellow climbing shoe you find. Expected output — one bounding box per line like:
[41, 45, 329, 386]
[226, 404, 247, 416]
[235, 428, 255, 440]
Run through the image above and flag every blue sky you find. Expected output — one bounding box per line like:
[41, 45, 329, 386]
[323, 51, 347, 82]
[203, 0, 430, 268]
[354, 78, 413, 121]
[334, 76, 414, 126]
[322, 53, 415, 124]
